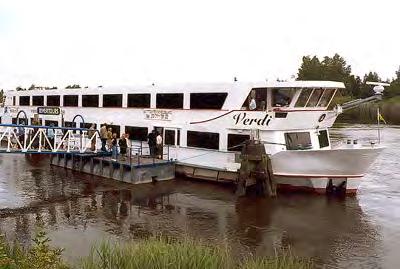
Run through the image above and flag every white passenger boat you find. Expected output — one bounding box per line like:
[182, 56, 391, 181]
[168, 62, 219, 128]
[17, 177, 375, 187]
[0, 81, 383, 194]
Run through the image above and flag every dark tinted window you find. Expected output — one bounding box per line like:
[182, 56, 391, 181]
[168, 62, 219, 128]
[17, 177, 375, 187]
[82, 95, 99, 107]
[64, 121, 76, 128]
[19, 96, 30, 106]
[228, 134, 250, 151]
[190, 93, 227, 109]
[107, 124, 120, 137]
[127, 94, 151, 108]
[64, 95, 78, 107]
[15, 118, 27, 124]
[156, 93, 183, 109]
[125, 126, 148, 141]
[187, 131, 219, 150]
[47, 95, 60, 106]
[30, 118, 42, 125]
[45, 120, 58, 127]
[12, 96, 16, 106]
[318, 130, 330, 148]
[32, 96, 44, 106]
[164, 130, 175, 145]
[103, 94, 122, 107]
[285, 132, 312, 150]
[80, 123, 97, 129]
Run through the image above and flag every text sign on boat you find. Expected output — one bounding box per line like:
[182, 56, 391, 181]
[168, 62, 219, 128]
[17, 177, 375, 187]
[144, 109, 172, 121]
[37, 107, 61, 115]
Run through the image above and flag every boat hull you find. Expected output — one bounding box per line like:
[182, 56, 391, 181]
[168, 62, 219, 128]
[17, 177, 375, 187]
[176, 146, 383, 195]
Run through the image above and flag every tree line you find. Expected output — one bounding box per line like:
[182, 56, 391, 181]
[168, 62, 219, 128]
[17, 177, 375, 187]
[297, 53, 400, 99]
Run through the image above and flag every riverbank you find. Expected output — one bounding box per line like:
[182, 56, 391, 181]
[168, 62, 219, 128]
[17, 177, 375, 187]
[0, 231, 312, 269]
[336, 96, 400, 125]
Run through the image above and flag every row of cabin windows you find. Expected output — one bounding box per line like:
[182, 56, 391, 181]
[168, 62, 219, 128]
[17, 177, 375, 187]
[16, 92, 228, 109]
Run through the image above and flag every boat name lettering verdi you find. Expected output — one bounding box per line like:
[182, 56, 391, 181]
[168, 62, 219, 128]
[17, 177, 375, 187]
[232, 112, 272, 126]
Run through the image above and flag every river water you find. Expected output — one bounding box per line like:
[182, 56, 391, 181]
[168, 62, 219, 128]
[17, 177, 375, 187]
[0, 125, 398, 269]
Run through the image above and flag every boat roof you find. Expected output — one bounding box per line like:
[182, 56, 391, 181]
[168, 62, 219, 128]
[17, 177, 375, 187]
[7, 80, 345, 94]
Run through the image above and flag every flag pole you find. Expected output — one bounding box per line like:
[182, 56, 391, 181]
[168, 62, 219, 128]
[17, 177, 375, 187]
[377, 107, 381, 144]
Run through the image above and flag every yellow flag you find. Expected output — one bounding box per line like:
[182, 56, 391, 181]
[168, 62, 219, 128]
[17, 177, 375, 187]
[378, 112, 387, 124]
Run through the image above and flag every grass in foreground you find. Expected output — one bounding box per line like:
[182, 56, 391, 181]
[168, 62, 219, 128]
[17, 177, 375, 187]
[0, 232, 313, 269]
[81, 236, 313, 269]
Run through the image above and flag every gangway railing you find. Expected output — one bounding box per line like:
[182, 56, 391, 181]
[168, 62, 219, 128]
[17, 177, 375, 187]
[0, 123, 99, 154]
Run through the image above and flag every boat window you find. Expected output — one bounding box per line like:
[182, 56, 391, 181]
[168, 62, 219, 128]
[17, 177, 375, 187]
[295, 88, 313, 107]
[272, 88, 296, 107]
[63, 95, 78, 107]
[187, 131, 219, 150]
[164, 129, 176, 145]
[45, 120, 58, 127]
[306, 88, 324, 107]
[80, 122, 97, 129]
[47, 95, 60, 106]
[19, 96, 30, 106]
[64, 121, 76, 128]
[107, 124, 120, 137]
[125, 126, 148, 141]
[127, 94, 151, 108]
[82, 95, 99, 107]
[190, 93, 228, 109]
[12, 118, 26, 124]
[32, 96, 44, 106]
[318, 130, 330, 148]
[228, 134, 250, 152]
[156, 93, 183, 109]
[317, 89, 336, 107]
[242, 88, 268, 111]
[285, 132, 312, 150]
[30, 117, 42, 125]
[103, 94, 122, 107]
[12, 96, 16, 106]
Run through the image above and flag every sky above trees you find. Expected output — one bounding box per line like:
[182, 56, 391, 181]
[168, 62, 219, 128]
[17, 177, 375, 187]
[0, 0, 399, 89]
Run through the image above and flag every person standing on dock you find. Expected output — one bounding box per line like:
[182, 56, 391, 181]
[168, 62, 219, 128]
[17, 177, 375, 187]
[107, 127, 113, 151]
[156, 132, 163, 159]
[111, 133, 118, 161]
[100, 124, 107, 151]
[147, 129, 156, 157]
[88, 124, 96, 151]
[119, 133, 127, 161]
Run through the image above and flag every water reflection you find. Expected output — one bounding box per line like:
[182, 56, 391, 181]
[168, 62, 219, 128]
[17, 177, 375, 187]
[0, 126, 397, 268]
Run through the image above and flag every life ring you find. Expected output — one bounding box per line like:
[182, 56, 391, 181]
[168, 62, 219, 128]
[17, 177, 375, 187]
[318, 114, 326, 122]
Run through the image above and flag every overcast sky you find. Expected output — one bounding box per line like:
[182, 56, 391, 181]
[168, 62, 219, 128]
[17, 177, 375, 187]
[0, 0, 399, 90]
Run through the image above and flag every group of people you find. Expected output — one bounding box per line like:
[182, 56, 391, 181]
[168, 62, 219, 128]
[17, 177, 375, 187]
[99, 124, 129, 161]
[147, 129, 163, 159]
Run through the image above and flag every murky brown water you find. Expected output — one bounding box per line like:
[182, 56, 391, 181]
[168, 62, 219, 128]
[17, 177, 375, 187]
[0, 125, 398, 268]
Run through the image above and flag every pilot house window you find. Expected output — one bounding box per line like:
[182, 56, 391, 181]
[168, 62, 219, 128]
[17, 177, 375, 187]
[285, 132, 312, 150]
[156, 93, 183, 109]
[190, 93, 227, 109]
[242, 88, 268, 111]
[272, 88, 296, 107]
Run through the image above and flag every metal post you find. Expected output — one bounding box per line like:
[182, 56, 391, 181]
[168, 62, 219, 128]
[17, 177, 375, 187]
[377, 107, 381, 144]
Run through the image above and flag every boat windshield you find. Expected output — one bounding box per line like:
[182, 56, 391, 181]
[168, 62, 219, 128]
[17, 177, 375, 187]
[272, 88, 296, 107]
[295, 88, 336, 108]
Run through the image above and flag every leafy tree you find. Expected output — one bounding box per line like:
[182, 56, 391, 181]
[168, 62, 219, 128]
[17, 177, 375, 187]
[385, 66, 400, 98]
[359, 72, 381, 98]
[297, 56, 323, 80]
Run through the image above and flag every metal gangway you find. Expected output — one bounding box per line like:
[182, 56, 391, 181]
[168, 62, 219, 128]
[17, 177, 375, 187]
[0, 123, 99, 154]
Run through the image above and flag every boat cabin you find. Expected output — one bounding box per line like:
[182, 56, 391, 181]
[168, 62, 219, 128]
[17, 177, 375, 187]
[242, 81, 344, 111]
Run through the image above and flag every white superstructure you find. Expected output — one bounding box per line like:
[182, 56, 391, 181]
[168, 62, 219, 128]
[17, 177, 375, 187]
[1, 80, 383, 194]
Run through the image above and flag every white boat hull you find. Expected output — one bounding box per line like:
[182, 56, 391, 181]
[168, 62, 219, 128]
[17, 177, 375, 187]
[175, 145, 383, 195]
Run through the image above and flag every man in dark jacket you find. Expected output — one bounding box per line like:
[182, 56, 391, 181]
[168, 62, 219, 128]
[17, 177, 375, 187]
[147, 129, 156, 157]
